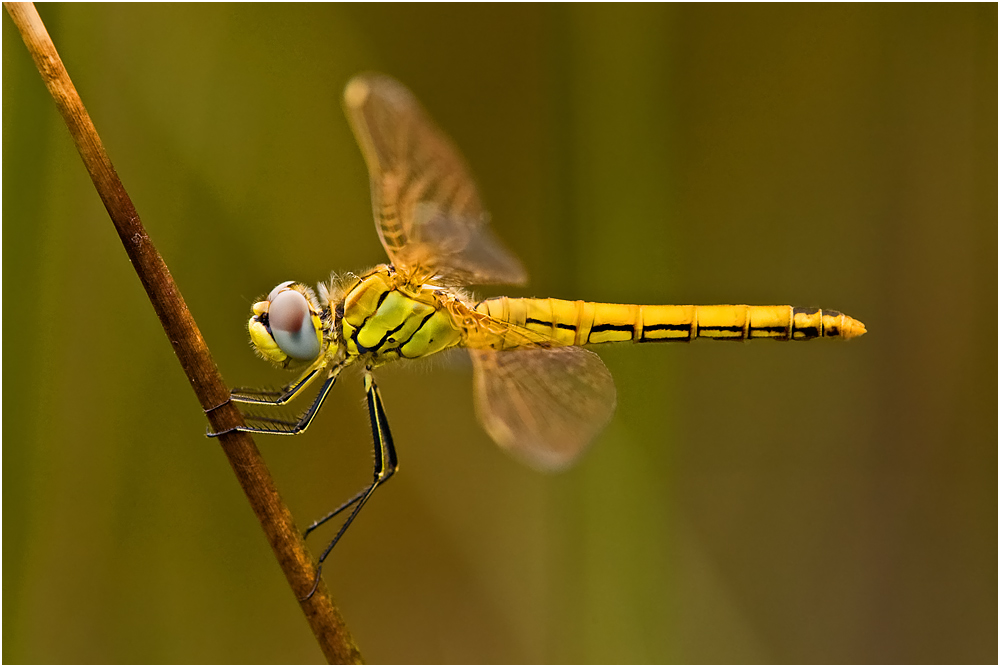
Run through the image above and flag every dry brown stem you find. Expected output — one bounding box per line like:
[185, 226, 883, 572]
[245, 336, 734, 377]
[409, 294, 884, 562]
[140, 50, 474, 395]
[3, 3, 362, 663]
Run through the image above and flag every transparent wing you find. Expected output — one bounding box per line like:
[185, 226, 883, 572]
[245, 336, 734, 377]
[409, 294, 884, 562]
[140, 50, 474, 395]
[343, 73, 527, 286]
[470, 347, 617, 471]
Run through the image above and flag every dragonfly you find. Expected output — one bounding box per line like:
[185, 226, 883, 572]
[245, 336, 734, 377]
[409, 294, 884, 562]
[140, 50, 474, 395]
[210, 73, 866, 594]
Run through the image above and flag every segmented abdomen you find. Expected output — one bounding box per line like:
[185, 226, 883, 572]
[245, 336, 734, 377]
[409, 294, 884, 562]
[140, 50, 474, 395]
[473, 298, 866, 351]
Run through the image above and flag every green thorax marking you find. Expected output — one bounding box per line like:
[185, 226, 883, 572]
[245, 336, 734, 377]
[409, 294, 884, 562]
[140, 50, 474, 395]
[339, 267, 463, 364]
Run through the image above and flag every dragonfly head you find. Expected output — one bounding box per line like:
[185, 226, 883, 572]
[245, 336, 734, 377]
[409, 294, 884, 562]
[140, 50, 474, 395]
[248, 281, 324, 369]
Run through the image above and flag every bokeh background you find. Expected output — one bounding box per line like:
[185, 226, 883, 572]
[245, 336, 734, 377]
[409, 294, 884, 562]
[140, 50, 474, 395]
[4, 4, 995, 663]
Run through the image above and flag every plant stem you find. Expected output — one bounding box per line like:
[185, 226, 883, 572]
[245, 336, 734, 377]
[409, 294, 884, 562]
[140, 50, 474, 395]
[3, 3, 362, 663]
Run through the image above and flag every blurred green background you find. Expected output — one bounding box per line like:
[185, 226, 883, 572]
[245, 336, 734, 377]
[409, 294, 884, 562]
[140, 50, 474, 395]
[4, 4, 996, 663]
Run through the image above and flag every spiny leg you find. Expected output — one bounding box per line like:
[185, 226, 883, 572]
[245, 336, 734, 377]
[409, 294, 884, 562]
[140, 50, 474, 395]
[207, 364, 344, 437]
[230, 360, 328, 406]
[302, 369, 398, 600]
[203, 358, 327, 426]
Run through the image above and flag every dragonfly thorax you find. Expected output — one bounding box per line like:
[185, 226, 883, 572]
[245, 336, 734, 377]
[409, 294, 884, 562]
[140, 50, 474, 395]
[337, 265, 464, 366]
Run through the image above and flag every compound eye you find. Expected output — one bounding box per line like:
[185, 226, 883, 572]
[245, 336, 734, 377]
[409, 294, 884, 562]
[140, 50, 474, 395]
[268, 288, 321, 360]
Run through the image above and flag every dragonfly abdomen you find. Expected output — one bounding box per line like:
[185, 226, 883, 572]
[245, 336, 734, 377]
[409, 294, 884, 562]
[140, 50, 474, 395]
[475, 298, 865, 349]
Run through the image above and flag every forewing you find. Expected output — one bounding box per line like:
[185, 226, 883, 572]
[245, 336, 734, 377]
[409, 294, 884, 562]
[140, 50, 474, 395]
[343, 73, 527, 286]
[470, 347, 617, 471]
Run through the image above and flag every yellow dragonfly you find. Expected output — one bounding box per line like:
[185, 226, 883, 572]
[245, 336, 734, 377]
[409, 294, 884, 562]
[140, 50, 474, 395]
[211, 73, 866, 591]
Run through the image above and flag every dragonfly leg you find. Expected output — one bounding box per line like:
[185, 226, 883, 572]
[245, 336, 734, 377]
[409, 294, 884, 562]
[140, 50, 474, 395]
[301, 369, 398, 600]
[229, 361, 328, 406]
[207, 365, 344, 437]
